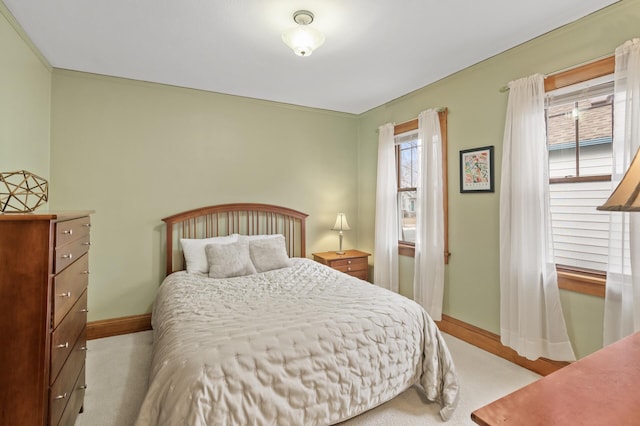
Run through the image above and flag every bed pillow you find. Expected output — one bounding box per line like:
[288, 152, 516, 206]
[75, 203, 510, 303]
[180, 235, 238, 274]
[205, 240, 257, 278]
[248, 234, 292, 273]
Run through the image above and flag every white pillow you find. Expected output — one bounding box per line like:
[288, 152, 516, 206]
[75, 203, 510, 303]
[249, 235, 292, 273]
[180, 235, 238, 274]
[205, 240, 256, 278]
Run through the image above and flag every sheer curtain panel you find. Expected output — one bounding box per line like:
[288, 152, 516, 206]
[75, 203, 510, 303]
[413, 109, 445, 320]
[374, 123, 399, 292]
[604, 38, 640, 345]
[500, 74, 576, 361]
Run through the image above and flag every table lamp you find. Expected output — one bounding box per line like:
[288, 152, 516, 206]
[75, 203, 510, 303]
[332, 213, 351, 254]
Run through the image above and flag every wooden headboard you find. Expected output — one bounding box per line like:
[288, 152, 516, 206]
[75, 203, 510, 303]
[162, 203, 308, 275]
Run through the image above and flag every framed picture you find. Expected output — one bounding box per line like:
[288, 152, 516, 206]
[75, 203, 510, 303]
[460, 146, 494, 193]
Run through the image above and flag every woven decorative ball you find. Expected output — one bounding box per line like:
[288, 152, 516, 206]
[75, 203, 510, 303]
[0, 170, 48, 212]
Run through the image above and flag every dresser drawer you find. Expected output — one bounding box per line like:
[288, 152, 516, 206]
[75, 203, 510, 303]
[56, 363, 86, 426]
[53, 253, 89, 328]
[55, 217, 91, 249]
[54, 234, 91, 274]
[49, 352, 85, 426]
[51, 290, 88, 383]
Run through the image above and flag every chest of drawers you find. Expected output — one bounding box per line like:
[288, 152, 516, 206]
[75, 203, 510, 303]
[312, 249, 371, 281]
[0, 211, 92, 425]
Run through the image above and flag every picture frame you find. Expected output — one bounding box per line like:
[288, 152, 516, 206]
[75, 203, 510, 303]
[460, 146, 494, 193]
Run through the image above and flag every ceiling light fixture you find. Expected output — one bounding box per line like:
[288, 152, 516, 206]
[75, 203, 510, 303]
[281, 10, 325, 57]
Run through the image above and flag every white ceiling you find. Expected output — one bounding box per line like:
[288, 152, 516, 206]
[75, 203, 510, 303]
[4, 0, 619, 114]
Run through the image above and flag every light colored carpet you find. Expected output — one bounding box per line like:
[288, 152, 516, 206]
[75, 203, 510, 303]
[75, 331, 540, 425]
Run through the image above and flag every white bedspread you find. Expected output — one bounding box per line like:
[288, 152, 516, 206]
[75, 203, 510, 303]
[135, 258, 459, 425]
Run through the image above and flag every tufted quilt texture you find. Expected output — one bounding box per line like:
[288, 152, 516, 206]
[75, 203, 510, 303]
[135, 258, 459, 425]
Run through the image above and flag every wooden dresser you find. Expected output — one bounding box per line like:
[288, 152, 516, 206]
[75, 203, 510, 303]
[312, 249, 371, 281]
[471, 331, 640, 425]
[0, 211, 93, 426]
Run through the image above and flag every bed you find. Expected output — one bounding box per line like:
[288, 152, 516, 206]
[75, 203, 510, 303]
[135, 203, 459, 425]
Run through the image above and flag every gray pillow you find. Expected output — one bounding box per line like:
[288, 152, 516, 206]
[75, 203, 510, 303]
[205, 240, 256, 278]
[249, 235, 292, 273]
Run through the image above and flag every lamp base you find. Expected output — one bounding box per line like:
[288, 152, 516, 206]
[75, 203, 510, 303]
[335, 251, 345, 255]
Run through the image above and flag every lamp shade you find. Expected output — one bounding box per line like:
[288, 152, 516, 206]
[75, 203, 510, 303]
[332, 213, 351, 231]
[598, 146, 640, 212]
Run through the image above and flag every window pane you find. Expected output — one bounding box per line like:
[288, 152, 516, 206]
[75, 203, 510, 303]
[577, 96, 613, 177]
[398, 140, 418, 189]
[549, 180, 611, 271]
[546, 83, 613, 273]
[547, 103, 577, 178]
[398, 191, 416, 243]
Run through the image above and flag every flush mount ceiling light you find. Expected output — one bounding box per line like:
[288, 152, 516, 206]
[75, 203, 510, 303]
[281, 10, 325, 57]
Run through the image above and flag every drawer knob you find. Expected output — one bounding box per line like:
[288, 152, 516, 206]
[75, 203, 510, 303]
[82, 242, 92, 246]
[62, 253, 73, 260]
[79, 308, 89, 313]
[82, 270, 90, 275]
[82, 223, 91, 228]
[54, 392, 68, 400]
[56, 342, 69, 349]
[58, 291, 72, 298]
[80, 384, 88, 390]
[62, 229, 73, 235]
[80, 346, 88, 351]
[348, 260, 352, 264]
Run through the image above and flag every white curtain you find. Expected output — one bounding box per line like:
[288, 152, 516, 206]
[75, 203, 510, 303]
[413, 109, 445, 320]
[500, 74, 576, 361]
[374, 123, 399, 292]
[604, 38, 640, 345]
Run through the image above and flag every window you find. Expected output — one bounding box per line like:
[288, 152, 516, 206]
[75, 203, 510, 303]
[546, 79, 613, 272]
[394, 110, 450, 263]
[544, 56, 615, 296]
[397, 132, 419, 244]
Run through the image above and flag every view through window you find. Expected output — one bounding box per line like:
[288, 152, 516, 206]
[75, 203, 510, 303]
[546, 79, 613, 272]
[396, 131, 419, 243]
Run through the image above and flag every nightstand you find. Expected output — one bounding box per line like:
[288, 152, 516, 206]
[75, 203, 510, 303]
[312, 249, 371, 281]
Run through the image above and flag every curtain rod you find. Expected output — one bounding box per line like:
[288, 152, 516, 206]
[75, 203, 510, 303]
[498, 53, 614, 93]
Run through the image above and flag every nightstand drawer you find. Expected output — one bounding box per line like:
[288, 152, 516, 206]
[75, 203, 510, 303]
[333, 261, 367, 273]
[330, 257, 368, 269]
[348, 270, 368, 281]
[312, 250, 371, 282]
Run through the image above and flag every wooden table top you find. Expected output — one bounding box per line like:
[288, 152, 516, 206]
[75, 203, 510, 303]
[471, 331, 640, 425]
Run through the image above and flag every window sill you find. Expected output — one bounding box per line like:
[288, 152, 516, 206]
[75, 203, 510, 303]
[398, 242, 450, 264]
[557, 270, 605, 298]
[398, 242, 415, 257]
[398, 244, 602, 296]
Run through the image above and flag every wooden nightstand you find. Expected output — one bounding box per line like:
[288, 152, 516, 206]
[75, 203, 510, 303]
[312, 250, 371, 281]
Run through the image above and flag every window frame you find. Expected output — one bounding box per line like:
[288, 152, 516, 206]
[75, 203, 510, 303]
[545, 56, 614, 298]
[394, 109, 450, 264]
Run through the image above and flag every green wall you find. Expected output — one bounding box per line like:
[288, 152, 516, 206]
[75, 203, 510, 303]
[0, 4, 50, 179]
[49, 70, 359, 320]
[357, 0, 639, 359]
[3, 0, 639, 359]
